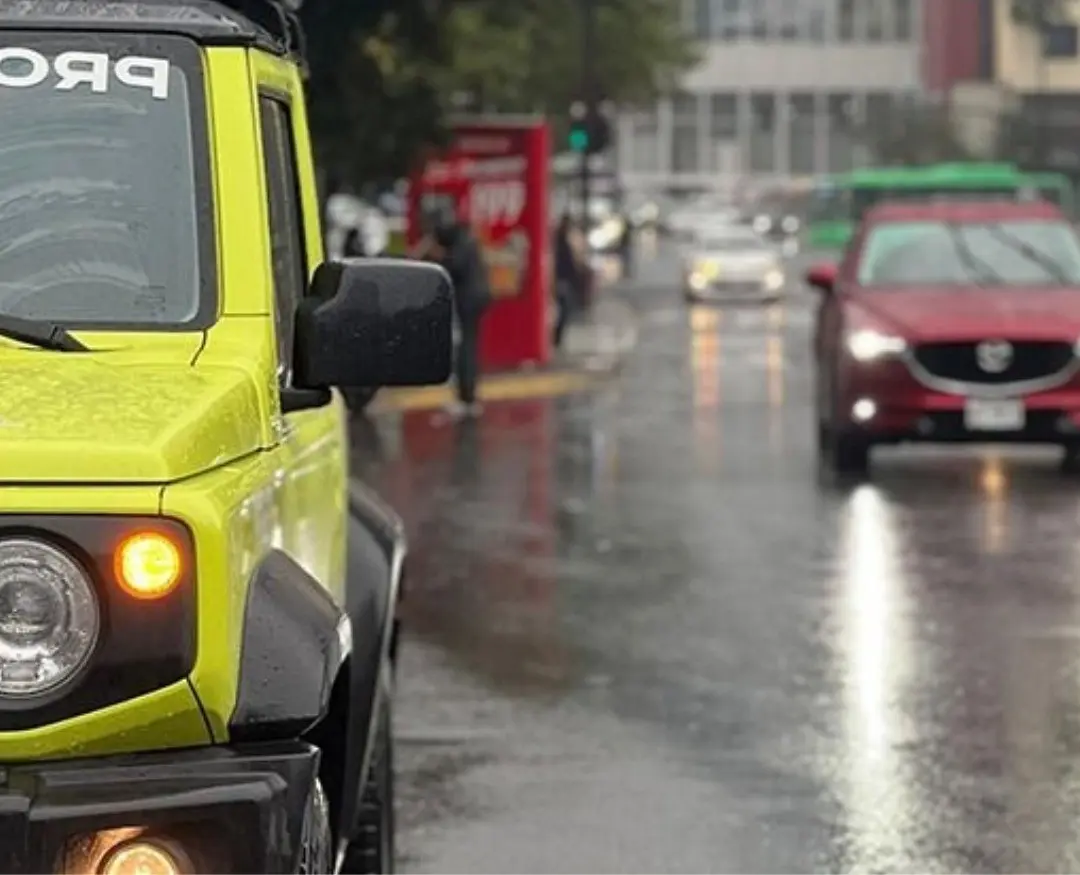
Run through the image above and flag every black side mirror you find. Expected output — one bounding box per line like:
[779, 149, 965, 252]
[293, 258, 453, 392]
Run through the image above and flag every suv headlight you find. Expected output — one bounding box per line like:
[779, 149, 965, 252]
[0, 539, 99, 697]
[847, 330, 907, 362]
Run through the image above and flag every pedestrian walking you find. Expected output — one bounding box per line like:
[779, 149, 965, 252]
[424, 200, 492, 417]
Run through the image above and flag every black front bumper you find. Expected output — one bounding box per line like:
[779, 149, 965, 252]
[0, 741, 318, 873]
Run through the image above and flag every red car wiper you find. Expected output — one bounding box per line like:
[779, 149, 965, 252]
[943, 222, 999, 285]
[982, 223, 1069, 284]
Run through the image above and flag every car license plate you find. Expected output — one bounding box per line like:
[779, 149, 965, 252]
[964, 399, 1024, 431]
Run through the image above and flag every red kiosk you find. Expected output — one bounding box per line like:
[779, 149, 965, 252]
[408, 115, 551, 371]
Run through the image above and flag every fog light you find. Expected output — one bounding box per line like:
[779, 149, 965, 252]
[852, 399, 876, 422]
[99, 839, 190, 875]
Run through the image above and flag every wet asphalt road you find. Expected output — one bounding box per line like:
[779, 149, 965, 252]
[353, 242, 1080, 873]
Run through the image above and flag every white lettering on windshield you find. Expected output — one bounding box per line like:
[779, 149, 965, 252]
[0, 48, 170, 99]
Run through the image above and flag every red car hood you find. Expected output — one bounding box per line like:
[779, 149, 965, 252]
[849, 287, 1080, 342]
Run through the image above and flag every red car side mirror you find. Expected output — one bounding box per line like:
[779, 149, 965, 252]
[805, 262, 838, 293]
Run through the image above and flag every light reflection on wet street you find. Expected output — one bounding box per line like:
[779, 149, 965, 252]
[353, 250, 1080, 873]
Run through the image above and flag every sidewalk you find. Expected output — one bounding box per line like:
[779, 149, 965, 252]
[370, 293, 638, 414]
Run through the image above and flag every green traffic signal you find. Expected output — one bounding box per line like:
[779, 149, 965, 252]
[568, 125, 589, 152]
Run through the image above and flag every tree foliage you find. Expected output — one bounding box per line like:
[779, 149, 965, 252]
[299, 0, 696, 186]
[441, 0, 697, 111]
[300, 0, 453, 188]
[1011, 0, 1068, 26]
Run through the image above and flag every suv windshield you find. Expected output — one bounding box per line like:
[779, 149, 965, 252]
[0, 35, 210, 327]
[857, 219, 1080, 285]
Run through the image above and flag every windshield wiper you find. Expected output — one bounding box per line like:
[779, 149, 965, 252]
[944, 222, 1001, 285]
[982, 223, 1070, 284]
[0, 314, 86, 352]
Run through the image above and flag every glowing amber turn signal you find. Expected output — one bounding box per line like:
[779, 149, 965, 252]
[115, 533, 181, 599]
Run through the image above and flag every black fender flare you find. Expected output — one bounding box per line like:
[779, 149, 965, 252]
[227, 484, 405, 843]
[335, 482, 406, 840]
[228, 549, 351, 742]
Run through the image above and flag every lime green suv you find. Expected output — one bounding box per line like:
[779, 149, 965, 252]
[0, 1, 452, 872]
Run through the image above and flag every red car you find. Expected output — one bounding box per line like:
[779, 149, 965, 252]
[807, 198, 1080, 475]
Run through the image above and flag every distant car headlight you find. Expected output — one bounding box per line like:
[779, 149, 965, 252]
[764, 268, 784, 291]
[781, 216, 799, 233]
[847, 330, 907, 362]
[693, 259, 720, 279]
[0, 539, 99, 697]
[752, 215, 771, 234]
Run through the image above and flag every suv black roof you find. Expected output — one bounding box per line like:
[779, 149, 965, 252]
[0, 0, 302, 56]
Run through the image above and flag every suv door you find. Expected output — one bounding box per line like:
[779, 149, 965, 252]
[253, 52, 347, 601]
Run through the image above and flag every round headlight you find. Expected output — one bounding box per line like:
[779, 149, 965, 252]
[0, 539, 99, 697]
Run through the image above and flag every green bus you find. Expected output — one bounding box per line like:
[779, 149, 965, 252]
[805, 163, 1075, 253]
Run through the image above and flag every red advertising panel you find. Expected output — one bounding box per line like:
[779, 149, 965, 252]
[409, 116, 551, 371]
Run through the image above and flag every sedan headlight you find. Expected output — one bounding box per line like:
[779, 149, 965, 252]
[847, 330, 907, 362]
[0, 539, 99, 697]
[764, 268, 784, 291]
[693, 258, 720, 279]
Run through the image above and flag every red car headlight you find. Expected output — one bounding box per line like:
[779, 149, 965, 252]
[846, 329, 907, 362]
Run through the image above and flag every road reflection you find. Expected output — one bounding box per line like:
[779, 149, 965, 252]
[832, 485, 918, 870]
[355, 401, 601, 698]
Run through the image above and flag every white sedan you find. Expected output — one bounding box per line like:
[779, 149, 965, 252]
[681, 226, 785, 303]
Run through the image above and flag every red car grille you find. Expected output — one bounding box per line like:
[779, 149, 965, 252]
[911, 341, 1074, 385]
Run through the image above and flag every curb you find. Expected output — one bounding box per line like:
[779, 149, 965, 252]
[368, 293, 638, 414]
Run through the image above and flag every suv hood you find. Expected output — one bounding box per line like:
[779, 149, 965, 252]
[851, 287, 1080, 342]
[0, 357, 264, 483]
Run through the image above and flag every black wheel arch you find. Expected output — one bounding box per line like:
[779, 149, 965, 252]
[227, 483, 406, 849]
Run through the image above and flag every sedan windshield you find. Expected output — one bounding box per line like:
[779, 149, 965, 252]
[857, 219, 1080, 286]
[700, 233, 768, 253]
[0, 36, 209, 327]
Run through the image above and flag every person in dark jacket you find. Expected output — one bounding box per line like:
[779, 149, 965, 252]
[552, 211, 582, 349]
[426, 200, 491, 416]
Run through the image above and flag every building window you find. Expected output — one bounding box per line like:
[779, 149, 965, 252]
[694, 0, 710, 39]
[864, 92, 896, 162]
[893, 0, 912, 41]
[788, 93, 817, 174]
[826, 93, 856, 172]
[1043, 24, 1079, 58]
[807, 0, 828, 41]
[865, 0, 886, 41]
[718, 0, 744, 39]
[672, 92, 700, 173]
[749, 0, 769, 38]
[629, 105, 659, 173]
[708, 93, 739, 173]
[838, 0, 856, 41]
[749, 93, 775, 172]
[775, 0, 798, 40]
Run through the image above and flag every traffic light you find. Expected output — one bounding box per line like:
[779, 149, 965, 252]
[568, 107, 611, 154]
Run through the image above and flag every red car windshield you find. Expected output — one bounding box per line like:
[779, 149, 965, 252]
[856, 219, 1080, 286]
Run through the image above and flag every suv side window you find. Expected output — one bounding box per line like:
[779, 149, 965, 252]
[258, 95, 307, 386]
